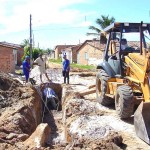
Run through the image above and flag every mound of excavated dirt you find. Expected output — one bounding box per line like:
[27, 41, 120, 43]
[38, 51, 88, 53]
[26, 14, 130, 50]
[0, 73, 42, 148]
[0, 73, 23, 114]
[78, 72, 96, 77]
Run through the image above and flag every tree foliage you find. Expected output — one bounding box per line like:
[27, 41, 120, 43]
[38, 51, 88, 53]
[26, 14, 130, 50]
[89, 15, 115, 33]
[21, 39, 52, 62]
[22, 45, 43, 61]
[46, 48, 53, 54]
[21, 39, 30, 47]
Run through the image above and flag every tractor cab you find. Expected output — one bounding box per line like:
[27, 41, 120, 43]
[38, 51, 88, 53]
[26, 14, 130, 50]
[97, 22, 150, 77]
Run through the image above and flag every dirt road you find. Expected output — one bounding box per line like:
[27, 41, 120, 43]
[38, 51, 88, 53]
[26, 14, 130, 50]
[0, 61, 150, 149]
[46, 63, 150, 149]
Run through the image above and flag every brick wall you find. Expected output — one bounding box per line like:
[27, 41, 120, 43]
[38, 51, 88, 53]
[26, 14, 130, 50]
[0, 46, 15, 73]
[54, 45, 75, 60]
[17, 47, 24, 66]
[72, 49, 77, 63]
[72, 45, 81, 63]
[77, 44, 103, 65]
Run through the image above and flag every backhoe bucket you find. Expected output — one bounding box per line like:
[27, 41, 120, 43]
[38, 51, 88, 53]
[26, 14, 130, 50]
[134, 101, 150, 144]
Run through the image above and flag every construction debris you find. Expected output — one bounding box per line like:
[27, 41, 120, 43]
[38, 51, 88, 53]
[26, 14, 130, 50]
[62, 86, 123, 149]
[24, 123, 50, 149]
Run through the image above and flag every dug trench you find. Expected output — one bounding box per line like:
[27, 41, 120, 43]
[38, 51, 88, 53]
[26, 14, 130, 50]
[0, 72, 63, 149]
[0, 72, 150, 150]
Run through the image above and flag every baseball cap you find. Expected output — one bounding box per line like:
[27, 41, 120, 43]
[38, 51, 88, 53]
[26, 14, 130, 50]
[63, 53, 67, 57]
[25, 56, 30, 59]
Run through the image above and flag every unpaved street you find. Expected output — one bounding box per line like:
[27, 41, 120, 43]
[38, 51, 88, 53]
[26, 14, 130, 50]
[0, 62, 150, 149]
[45, 63, 150, 149]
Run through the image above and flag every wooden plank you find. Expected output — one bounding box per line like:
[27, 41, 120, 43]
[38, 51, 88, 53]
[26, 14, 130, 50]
[79, 89, 96, 96]
[88, 84, 96, 89]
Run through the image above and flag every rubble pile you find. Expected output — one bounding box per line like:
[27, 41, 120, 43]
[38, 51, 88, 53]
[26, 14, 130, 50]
[65, 99, 104, 117]
[66, 131, 122, 150]
[62, 87, 123, 150]
[0, 73, 42, 148]
[68, 115, 123, 149]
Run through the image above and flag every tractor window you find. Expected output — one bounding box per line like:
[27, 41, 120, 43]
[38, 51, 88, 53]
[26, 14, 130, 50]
[108, 32, 120, 56]
[108, 40, 117, 56]
[123, 33, 140, 52]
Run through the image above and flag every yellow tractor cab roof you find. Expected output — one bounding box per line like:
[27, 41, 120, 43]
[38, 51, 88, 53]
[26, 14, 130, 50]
[103, 22, 150, 33]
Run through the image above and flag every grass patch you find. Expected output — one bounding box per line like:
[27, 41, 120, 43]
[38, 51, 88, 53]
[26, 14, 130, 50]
[15, 69, 23, 75]
[70, 63, 95, 70]
[50, 58, 62, 64]
[50, 59, 96, 71]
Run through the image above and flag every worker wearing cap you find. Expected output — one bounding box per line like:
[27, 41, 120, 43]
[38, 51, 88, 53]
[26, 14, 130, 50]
[62, 54, 70, 84]
[33, 53, 51, 83]
[121, 39, 128, 50]
[121, 38, 135, 56]
[22, 56, 30, 83]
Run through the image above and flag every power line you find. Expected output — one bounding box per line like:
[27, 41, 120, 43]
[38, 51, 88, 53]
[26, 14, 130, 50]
[33, 26, 88, 31]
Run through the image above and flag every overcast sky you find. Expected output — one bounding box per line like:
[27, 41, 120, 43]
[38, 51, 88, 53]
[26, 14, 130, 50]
[0, 0, 150, 49]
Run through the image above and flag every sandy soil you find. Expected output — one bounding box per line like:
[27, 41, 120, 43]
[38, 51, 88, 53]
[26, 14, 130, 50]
[46, 62, 150, 150]
[1, 62, 150, 150]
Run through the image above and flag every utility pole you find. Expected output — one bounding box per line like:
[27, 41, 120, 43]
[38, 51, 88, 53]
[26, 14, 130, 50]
[33, 34, 35, 48]
[38, 42, 39, 49]
[30, 14, 32, 65]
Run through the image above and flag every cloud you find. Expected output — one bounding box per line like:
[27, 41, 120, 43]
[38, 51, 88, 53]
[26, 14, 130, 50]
[0, 0, 91, 34]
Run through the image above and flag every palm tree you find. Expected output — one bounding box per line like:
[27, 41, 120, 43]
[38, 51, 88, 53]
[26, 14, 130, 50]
[21, 39, 29, 48]
[88, 15, 115, 33]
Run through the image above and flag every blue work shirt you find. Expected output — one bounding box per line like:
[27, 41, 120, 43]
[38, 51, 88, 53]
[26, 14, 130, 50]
[43, 88, 57, 98]
[63, 59, 70, 71]
[22, 60, 30, 75]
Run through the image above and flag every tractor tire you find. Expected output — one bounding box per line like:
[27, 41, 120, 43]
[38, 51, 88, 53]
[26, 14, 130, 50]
[115, 85, 134, 119]
[96, 69, 113, 106]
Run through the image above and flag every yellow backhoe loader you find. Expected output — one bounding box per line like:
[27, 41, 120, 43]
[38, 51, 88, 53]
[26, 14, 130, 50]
[96, 22, 150, 144]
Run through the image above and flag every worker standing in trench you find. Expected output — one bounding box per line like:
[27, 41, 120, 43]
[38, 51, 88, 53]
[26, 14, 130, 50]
[62, 54, 70, 84]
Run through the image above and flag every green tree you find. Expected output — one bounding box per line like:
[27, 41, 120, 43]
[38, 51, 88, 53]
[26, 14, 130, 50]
[21, 39, 29, 47]
[89, 15, 115, 33]
[22, 46, 43, 61]
[21, 39, 44, 61]
[32, 48, 43, 60]
[46, 48, 53, 54]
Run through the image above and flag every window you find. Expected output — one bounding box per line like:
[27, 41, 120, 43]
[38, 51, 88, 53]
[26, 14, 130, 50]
[85, 52, 88, 60]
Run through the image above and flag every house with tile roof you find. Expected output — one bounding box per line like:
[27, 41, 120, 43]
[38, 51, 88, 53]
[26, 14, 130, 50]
[62, 44, 81, 63]
[76, 40, 105, 65]
[54, 45, 75, 59]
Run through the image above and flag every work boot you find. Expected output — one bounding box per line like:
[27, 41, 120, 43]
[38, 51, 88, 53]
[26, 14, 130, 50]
[67, 79, 69, 84]
[64, 78, 66, 84]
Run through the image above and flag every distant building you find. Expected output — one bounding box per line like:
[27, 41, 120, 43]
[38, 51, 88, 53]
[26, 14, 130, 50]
[48, 50, 55, 59]
[76, 40, 105, 66]
[0, 42, 24, 73]
[54, 45, 75, 59]
[63, 44, 81, 63]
